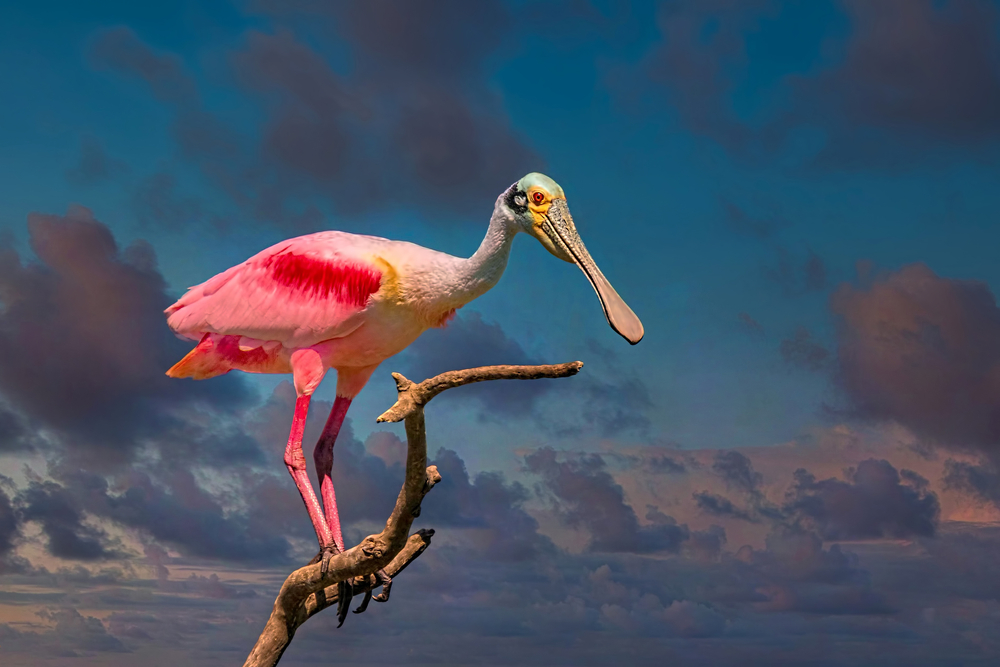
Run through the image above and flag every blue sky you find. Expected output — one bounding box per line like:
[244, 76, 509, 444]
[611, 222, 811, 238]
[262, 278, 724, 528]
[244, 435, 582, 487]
[2, 1, 1000, 665]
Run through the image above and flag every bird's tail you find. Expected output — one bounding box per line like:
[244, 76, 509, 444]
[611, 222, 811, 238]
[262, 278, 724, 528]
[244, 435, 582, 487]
[166, 333, 230, 380]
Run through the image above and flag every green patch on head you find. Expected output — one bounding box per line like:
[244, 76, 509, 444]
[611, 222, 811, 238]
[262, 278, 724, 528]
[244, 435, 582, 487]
[518, 172, 565, 198]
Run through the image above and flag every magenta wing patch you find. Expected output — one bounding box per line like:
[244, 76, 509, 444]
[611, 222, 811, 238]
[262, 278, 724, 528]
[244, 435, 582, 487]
[264, 253, 382, 307]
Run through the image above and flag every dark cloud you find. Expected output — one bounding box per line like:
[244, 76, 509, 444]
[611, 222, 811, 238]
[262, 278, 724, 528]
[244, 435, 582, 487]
[93, 9, 538, 230]
[647, 453, 687, 474]
[693, 491, 758, 523]
[17, 480, 126, 561]
[788, 0, 1000, 167]
[831, 263, 1000, 453]
[644, 0, 774, 154]
[31, 608, 128, 655]
[228, 16, 538, 217]
[738, 529, 895, 615]
[90, 26, 197, 104]
[784, 459, 939, 540]
[0, 485, 18, 560]
[423, 448, 554, 561]
[713, 450, 762, 493]
[697, 450, 783, 524]
[942, 458, 1000, 507]
[65, 137, 127, 186]
[641, 0, 1000, 167]
[0, 401, 35, 453]
[779, 326, 830, 372]
[525, 447, 690, 554]
[0, 206, 253, 466]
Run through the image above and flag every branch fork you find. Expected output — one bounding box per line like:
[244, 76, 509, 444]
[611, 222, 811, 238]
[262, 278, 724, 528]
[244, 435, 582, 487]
[244, 361, 583, 667]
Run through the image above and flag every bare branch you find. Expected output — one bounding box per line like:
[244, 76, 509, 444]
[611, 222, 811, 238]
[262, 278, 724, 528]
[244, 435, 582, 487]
[243, 361, 583, 667]
[376, 361, 584, 423]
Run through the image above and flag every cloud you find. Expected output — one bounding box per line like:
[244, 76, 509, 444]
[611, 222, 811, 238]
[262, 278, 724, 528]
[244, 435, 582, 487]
[831, 263, 1000, 452]
[784, 459, 939, 540]
[740, 529, 895, 615]
[423, 447, 554, 562]
[399, 311, 545, 416]
[4, 608, 129, 657]
[65, 137, 127, 186]
[713, 450, 763, 493]
[16, 480, 126, 561]
[694, 450, 783, 525]
[0, 485, 18, 559]
[694, 491, 758, 523]
[91, 10, 538, 230]
[788, 0, 1000, 166]
[942, 458, 1000, 508]
[525, 447, 690, 554]
[398, 314, 653, 436]
[0, 206, 253, 467]
[639, 0, 1000, 167]
[643, 0, 775, 154]
[780, 327, 830, 372]
[89, 26, 197, 103]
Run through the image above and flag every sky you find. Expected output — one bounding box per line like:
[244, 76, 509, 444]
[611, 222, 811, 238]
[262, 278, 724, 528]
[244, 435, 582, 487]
[1, 0, 1000, 664]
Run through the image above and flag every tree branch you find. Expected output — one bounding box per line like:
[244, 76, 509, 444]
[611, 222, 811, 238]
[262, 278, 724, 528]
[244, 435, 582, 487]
[243, 361, 583, 667]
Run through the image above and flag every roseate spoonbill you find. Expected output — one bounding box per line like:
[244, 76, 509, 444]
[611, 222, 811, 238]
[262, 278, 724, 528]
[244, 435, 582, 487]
[164, 172, 642, 606]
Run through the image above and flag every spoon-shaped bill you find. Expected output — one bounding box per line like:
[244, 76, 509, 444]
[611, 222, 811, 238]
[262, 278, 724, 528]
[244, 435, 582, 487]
[543, 200, 644, 345]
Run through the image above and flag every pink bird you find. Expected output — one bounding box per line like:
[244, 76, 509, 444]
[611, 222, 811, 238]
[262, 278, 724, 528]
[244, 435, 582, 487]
[164, 173, 642, 617]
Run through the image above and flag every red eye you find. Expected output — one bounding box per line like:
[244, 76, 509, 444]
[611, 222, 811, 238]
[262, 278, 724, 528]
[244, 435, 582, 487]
[531, 191, 545, 205]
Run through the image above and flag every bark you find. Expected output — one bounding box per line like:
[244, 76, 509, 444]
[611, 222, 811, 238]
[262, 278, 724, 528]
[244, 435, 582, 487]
[243, 361, 583, 667]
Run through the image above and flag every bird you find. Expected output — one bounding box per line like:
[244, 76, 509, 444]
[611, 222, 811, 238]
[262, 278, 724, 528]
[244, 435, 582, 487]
[163, 172, 643, 620]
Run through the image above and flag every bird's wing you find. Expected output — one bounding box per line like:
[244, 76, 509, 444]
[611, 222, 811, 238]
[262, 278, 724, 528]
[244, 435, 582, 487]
[165, 233, 388, 348]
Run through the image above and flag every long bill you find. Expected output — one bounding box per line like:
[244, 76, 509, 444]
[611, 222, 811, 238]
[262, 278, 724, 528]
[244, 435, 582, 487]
[542, 199, 645, 345]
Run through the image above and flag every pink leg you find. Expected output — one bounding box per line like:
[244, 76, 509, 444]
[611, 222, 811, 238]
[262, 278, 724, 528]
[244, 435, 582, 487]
[314, 396, 351, 552]
[283, 395, 334, 550]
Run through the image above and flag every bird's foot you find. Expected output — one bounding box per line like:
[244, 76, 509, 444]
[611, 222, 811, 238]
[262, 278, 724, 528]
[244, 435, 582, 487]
[336, 578, 353, 628]
[372, 568, 392, 603]
[317, 542, 342, 576]
[352, 568, 391, 616]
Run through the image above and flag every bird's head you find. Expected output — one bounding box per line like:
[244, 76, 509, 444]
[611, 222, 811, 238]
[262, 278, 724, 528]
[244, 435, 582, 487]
[501, 172, 644, 345]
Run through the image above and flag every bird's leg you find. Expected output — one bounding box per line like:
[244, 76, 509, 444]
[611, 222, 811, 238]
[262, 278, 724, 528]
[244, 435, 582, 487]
[314, 395, 353, 623]
[283, 395, 335, 555]
[313, 396, 351, 552]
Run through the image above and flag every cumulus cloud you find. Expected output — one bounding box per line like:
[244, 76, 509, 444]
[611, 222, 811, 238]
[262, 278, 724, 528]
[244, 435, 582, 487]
[832, 263, 1000, 452]
[0, 206, 253, 467]
[525, 448, 690, 553]
[784, 459, 939, 540]
[16, 480, 127, 561]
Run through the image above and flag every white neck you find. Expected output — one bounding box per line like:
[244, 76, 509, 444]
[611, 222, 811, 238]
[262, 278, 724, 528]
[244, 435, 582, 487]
[447, 205, 518, 307]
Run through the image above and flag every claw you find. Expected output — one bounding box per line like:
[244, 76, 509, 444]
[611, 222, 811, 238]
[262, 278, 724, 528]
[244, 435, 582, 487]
[353, 588, 373, 614]
[319, 543, 339, 576]
[372, 569, 392, 603]
[336, 578, 353, 628]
